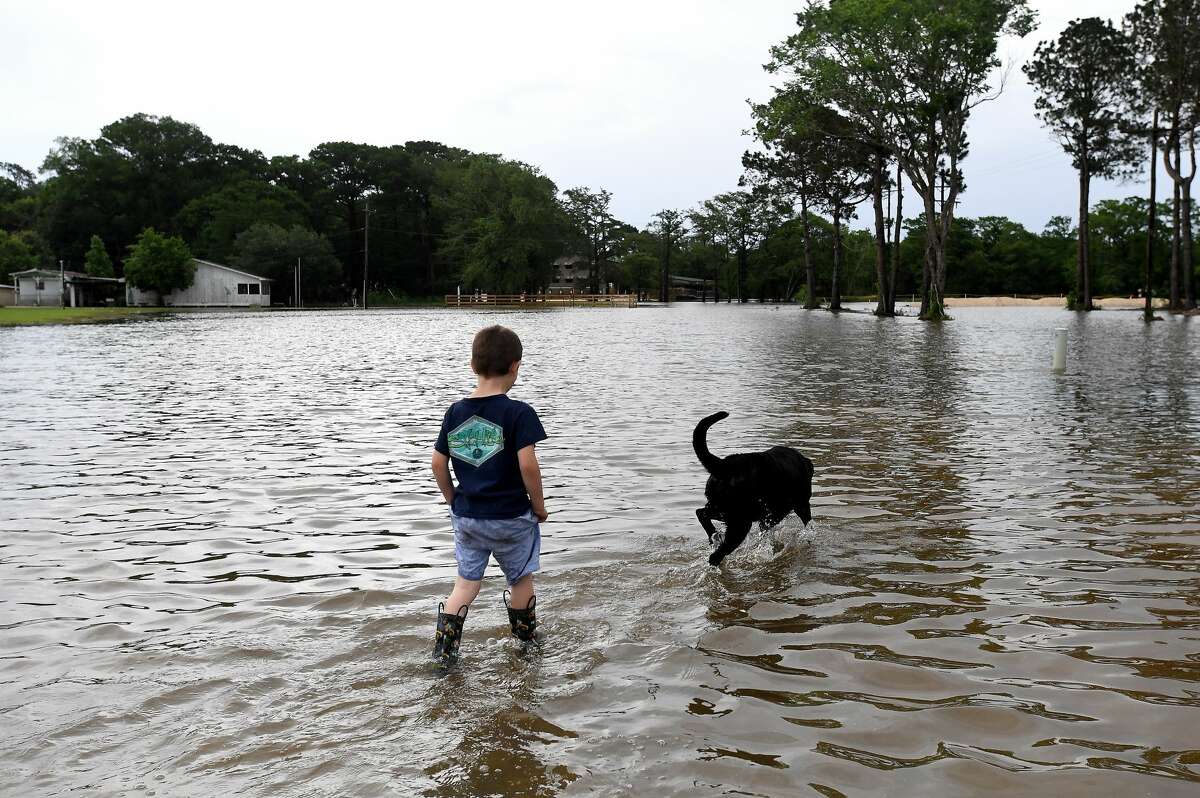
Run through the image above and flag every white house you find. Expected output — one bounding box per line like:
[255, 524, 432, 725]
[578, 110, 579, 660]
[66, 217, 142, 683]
[127, 259, 273, 307]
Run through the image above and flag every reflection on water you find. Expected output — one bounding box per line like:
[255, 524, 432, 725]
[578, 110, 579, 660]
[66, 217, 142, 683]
[1, 305, 1198, 797]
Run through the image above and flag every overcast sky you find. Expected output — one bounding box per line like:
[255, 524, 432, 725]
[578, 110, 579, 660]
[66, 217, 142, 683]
[3, 0, 1154, 231]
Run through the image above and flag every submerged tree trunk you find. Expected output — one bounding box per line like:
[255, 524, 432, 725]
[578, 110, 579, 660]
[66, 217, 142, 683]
[918, 190, 943, 320]
[871, 155, 890, 316]
[661, 244, 672, 305]
[1145, 111, 1158, 322]
[1161, 111, 1199, 312]
[736, 243, 748, 303]
[889, 164, 903, 315]
[1078, 154, 1093, 311]
[1184, 129, 1196, 310]
[918, 231, 932, 319]
[830, 206, 843, 312]
[801, 194, 817, 309]
[1171, 179, 1181, 310]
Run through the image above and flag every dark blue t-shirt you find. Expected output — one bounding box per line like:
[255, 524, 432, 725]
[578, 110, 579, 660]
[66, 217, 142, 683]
[434, 394, 547, 519]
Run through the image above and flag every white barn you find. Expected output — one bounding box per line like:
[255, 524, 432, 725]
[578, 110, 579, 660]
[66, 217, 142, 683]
[127, 259, 273, 307]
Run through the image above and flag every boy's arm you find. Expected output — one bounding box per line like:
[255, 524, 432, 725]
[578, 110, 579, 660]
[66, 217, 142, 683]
[431, 450, 455, 506]
[517, 445, 548, 522]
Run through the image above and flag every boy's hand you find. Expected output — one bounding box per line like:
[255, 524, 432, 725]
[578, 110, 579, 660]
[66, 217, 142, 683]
[518, 445, 547, 524]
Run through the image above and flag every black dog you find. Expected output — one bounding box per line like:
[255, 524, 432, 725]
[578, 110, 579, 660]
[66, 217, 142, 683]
[693, 411, 814, 566]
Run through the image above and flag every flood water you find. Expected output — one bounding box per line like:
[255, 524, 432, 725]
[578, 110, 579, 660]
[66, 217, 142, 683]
[2, 304, 1199, 797]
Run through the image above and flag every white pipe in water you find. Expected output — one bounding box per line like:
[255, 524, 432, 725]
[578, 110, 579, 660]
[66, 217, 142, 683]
[1052, 328, 1068, 373]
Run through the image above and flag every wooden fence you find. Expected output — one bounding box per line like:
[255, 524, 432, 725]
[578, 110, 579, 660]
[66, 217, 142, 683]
[444, 293, 638, 308]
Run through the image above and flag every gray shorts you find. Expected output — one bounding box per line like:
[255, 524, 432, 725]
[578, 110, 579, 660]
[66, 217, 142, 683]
[451, 509, 541, 586]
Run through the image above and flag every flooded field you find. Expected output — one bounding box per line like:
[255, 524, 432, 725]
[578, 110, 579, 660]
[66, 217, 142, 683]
[2, 304, 1198, 797]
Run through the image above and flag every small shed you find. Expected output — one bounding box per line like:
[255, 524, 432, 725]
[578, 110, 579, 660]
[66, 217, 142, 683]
[126, 259, 273, 307]
[0, 284, 14, 307]
[9, 269, 125, 307]
[11, 269, 72, 306]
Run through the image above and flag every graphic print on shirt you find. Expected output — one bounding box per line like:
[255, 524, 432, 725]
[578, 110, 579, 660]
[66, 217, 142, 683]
[446, 415, 505, 467]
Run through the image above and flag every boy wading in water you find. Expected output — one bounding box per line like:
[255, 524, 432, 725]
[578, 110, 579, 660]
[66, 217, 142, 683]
[431, 325, 548, 666]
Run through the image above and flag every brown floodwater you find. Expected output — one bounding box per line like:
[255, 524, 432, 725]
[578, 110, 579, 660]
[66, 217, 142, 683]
[1, 304, 1198, 797]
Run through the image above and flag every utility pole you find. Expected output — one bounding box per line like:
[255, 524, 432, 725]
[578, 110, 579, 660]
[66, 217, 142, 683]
[362, 195, 370, 310]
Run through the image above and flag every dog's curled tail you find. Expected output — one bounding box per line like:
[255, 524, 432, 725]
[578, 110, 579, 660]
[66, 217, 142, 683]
[693, 411, 729, 474]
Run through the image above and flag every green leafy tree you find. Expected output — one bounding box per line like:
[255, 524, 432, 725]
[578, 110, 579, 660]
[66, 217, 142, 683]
[123, 228, 195, 305]
[0, 229, 38, 284]
[84, 234, 114, 277]
[685, 207, 731, 302]
[232, 223, 343, 304]
[39, 114, 260, 263]
[801, 106, 874, 311]
[1024, 17, 1140, 311]
[563, 187, 626, 293]
[175, 180, 308, 262]
[700, 190, 785, 303]
[620, 251, 659, 299]
[1, 162, 38, 233]
[770, 0, 1037, 319]
[1126, 0, 1200, 310]
[649, 209, 686, 303]
[440, 156, 568, 293]
[746, 89, 823, 308]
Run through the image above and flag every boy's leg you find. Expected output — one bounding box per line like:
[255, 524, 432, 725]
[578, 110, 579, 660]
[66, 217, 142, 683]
[508, 573, 534, 609]
[504, 574, 538, 642]
[444, 576, 482, 614]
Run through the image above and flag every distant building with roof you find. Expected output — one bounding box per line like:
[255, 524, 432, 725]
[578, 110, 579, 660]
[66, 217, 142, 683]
[126, 259, 273, 307]
[548, 255, 591, 294]
[9, 268, 124, 307]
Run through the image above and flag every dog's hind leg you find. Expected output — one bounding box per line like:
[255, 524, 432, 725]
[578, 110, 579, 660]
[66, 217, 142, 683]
[708, 519, 752, 567]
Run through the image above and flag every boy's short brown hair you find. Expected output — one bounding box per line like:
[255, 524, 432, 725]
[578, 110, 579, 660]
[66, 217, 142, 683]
[471, 325, 523, 377]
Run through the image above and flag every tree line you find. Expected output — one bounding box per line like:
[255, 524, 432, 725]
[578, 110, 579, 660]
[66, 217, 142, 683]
[0, 0, 1195, 317]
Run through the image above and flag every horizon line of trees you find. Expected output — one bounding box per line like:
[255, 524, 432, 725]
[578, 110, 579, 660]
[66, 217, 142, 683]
[0, 1, 1195, 317]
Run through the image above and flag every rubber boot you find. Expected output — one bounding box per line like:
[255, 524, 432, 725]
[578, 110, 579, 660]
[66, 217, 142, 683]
[432, 602, 468, 666]
[504, 591, 538, 643]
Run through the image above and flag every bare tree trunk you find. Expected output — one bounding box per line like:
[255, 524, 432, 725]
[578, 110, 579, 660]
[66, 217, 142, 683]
[1079, 156, 1093, 311]
[919, 234, 932, 319]
[1171, 179, 1181, 310]
[871, 155, 890, 316]
[1184, 182, 1195, 310]
[1184, 129, 1196, 310]
[934, 225, 948, 304]
[660, 238, 672, 305]
[889, 163, 903, 315]
[1145, 111, 1158, 322]
[830, 206, 843, 312]
[1161, 111, 1194, 312]
[737, 244, 748, 303]
[919, 185, 939, 319]
[801, 194, 817, 309]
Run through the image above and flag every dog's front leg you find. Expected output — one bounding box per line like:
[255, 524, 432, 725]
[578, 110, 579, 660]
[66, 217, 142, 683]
[696, 507, 722, 545]
[709, 519, 751, 567]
